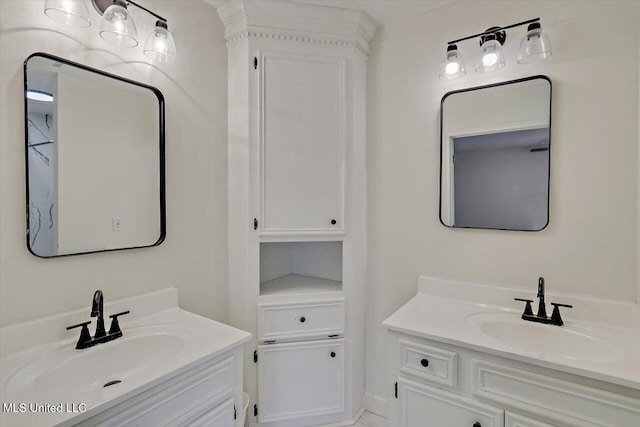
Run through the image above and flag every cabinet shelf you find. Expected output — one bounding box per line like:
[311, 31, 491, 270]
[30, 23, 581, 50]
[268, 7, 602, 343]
[260, 274, 342, 296]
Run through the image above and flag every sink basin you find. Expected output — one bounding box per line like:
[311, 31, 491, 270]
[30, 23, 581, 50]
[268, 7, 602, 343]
[465, 311, 625, 362]
[4, 324, 187, 400]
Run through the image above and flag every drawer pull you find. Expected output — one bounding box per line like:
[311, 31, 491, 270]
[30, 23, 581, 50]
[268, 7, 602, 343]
[299, 316, 306, 323]
[330, 219, 337, 225]
[330, 351, 336, 358]
[473, 423, 481, 427]
[420, 358, 429, 367]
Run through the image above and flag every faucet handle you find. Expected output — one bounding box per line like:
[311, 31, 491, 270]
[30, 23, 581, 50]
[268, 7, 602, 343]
[108, 310, 130, 335]
[66, 320, 92, 349]
[514, 298, 534, 316]
[550, 302, 573, 326]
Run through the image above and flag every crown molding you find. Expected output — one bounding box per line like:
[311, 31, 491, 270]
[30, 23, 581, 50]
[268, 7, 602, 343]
[215, 0, 376, 58]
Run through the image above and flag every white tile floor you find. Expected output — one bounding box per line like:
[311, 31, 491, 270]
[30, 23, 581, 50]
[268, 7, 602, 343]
[354, 411, 387, 427]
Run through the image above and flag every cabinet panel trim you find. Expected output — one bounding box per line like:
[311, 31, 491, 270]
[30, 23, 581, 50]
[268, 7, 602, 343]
[472, 359, 640, 427]
[398, 338, 458, 389]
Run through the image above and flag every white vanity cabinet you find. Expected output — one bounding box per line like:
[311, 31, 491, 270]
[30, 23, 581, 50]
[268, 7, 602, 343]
[387, 332, 640, 427]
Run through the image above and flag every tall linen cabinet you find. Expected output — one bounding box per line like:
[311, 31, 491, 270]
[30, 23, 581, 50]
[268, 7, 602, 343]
[217, 1, 375, 426]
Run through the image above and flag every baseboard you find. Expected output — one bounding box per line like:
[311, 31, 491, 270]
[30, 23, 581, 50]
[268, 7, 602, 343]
[363, 393, 387, 418]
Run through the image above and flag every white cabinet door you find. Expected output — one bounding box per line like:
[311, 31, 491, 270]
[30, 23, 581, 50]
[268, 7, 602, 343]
[505, 412, 556, 427]
[187, 397, 235, 427]
[398, 377, 504, 427]
[260, 51, 344, 235]
[258, 339, 345, 423]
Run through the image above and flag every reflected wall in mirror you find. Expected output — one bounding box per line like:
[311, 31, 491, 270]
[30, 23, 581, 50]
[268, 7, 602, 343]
[25, 53, 165, 257]
[440, 76, 551, 231]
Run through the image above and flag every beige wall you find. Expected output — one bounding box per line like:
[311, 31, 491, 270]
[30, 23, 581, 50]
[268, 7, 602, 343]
[365, 0, 639, 404]
[0, 0, 228, 325]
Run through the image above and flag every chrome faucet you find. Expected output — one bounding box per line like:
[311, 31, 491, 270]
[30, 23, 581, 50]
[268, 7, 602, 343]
[66, 290, 130, 349]
[515, 277, 572, 326]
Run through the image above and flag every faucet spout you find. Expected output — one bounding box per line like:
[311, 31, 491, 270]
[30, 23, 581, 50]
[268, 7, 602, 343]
[91, 290, 106, 338]
[536, 277, 547, 318]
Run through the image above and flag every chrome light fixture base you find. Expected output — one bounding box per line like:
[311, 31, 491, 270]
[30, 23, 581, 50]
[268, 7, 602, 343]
[479, 27, 506, 46]
[91, 0, 117, 15]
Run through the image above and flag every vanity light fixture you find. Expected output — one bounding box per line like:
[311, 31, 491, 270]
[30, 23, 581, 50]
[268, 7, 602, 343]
[439, 17, 551, 80]
[43, 0, 177, 63]
[438, 44, 466, 80]
[44, 0, 91, 28]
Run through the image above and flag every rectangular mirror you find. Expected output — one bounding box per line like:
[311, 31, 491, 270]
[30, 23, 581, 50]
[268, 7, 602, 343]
[439, 76, 551, 231]
[24, 53, 165, 257]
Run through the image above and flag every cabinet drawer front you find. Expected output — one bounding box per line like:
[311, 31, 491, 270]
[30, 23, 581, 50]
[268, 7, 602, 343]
[398, 377, 504, 427]
[472, 359, 640, 427]
[258, 299, 344, 342]
[505, 412, 555, 427]
[79, 356, 235, 427]
[258, 339, 345, 422]
[398, 338, 458, 389]
[187, 397, 235, 427]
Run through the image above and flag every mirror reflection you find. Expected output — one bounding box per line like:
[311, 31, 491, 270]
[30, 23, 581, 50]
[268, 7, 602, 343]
[440, 76, 551, 231]
[25, 53, 165, 257]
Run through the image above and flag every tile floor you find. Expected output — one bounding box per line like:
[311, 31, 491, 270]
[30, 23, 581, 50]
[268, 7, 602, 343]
[354, 411, 387, 427]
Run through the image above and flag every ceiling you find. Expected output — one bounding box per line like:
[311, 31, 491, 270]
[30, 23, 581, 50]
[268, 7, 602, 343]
[208, 0, 458, 27]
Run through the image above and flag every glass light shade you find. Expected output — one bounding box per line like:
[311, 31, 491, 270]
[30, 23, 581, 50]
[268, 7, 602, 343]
[99, 1, 138, 47]
[44, 0, 91, 28]
[438, 44, 466, 80]
[475, 37, 505, 72]
[143, 21, 177, 64]
[518, 23, 552, 64]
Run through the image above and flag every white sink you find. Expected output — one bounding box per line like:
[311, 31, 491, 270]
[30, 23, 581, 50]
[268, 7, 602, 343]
[5, 325, 187, 400]
[465, 311, 625, 362]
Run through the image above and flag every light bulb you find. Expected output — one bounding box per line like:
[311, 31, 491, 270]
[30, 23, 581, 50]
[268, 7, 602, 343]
[482, 53, 498, 67]
[445, 62, 459, 75]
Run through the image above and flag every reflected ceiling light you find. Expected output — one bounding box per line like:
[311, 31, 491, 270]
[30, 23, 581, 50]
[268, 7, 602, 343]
[27, 90, 54, 102]
[439, 18, 551, 80]
[438, 44, 466, 80]
[99, 0, 138, 47]
[144, 20, 177, 64]
[43, 0, 177, 64]
[518, 22, 552, 64]
[44, 0, 91, 28]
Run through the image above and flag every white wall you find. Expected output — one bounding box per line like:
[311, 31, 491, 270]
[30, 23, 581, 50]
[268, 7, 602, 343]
[0, 0, 228, 325]
[365, 0, 639, 408]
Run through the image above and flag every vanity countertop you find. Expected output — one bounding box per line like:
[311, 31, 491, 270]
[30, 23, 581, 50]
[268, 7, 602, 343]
[383, 277, 640, 391]
[0, 288, 252, 427]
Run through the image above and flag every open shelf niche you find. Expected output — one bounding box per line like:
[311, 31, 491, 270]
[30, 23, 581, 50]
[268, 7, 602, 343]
[260, 241, 343, 296]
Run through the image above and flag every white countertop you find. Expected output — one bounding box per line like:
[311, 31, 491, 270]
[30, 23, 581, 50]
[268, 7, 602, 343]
[383, 277, 640, 391]
[0, 288, 252, 427]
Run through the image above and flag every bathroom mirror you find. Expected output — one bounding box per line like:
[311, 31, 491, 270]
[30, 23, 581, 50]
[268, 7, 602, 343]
[440, 76, 551, 231]
[24, 53, 165, 257]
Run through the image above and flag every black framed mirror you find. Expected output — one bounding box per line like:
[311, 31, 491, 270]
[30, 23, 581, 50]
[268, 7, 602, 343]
[439, 75, 551, 231]
[24, 52, 165, 257]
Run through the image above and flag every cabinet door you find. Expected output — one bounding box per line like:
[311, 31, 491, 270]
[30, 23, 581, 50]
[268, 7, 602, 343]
[187, 397, 235, 427]
[260, 51, 344, 235]
[258, 339, 344, 422]
[505, 412, 556, 427]
[398, 377, 504, 427]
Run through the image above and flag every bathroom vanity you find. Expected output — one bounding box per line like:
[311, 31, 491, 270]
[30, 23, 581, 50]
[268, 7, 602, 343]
[0, 288, 251, 427]
[384, 277, 640, 427]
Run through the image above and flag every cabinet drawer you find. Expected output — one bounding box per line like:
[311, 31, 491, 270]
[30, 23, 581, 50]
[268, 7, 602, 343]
[258, 339, 345, 422]
[257, 299, 344, 342]
[398, 338, 458, 389]
[398, 377, 503, 427]
[505, 412, 555, 427]
[78, 356, 235, 427]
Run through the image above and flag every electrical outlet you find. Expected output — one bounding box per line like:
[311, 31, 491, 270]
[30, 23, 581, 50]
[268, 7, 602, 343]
[112, 217, 122, 232]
